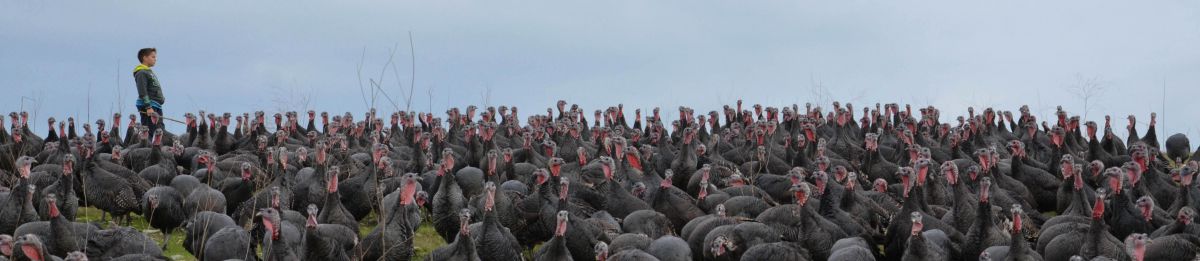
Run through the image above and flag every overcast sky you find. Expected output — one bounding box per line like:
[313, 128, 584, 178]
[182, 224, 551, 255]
[2, 1, 1198, 142]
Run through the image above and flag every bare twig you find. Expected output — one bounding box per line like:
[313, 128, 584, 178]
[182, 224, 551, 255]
[388, 41, 417, 112]
[357, 47, 370, 110]
[481, 86, 493, 108]
[1063, 73, 1106, 120]
[270, 79, 313, 113]
[409, 31, 417, 112]
[372, 43, 401, 110]
[370, 79, 401, 111]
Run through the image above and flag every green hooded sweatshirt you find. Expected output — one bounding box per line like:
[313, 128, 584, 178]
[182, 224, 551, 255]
[134, 64, 165, 105]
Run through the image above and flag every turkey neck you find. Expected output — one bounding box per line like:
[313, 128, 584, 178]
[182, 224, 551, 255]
[56, 138, 71, 154]
[972, 192, 995, 233]
[10, 179, 31, 202]
[449, 226, 477, 258]
[1010, 154, 1026, 179]
[437, 171, 460, 195]
[839, 183, 866, 211]
[109, 125, 122, 144]
[1065, 185, 1093, 217]
[1080, 213, 1108, 258]
[503, 159, 517, 182]
[904, 231, 932, 259]
[1169, 182, 1194, 218]
[384, 202, 416, 234]
[321, 187, 342, 218]
[264, 229, 297, 261]
[555, 194, 571, 215]
[899, 187, 930, 226]
[49, 204, 78, 254]
[1009, 227, 1031, 258]
[482, 204, 501, 228]
[411, 149, 427, 173]
[818, 191, 839, 217]
[215, 123, 229, 143]
[303, 225, 337, 258]
[149, 142, 164, 164]
[67, 123, 77, 139]
[910, 183, 932, 213]
[951, 179, 974, 206]
[268, 163, 288, 189]
[363, 163, 380, 191]
[864, 144, 888, 169]
[58, 168, 76, 197]
[1110, 191, 1134, 223]
[677, 142, 695, 165]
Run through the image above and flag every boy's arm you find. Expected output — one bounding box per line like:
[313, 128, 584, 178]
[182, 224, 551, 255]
[135, 71, 151, 104]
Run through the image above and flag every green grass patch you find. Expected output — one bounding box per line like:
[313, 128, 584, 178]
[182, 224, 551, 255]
[75, 207, 448, 261]
[75, 207, 193, 260]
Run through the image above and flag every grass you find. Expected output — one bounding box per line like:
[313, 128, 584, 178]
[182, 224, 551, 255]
[75, 207, 448, 261]
[356, 212, 447, 260]
[70, 207, 1062, 260]
[75, 207, 192, 260]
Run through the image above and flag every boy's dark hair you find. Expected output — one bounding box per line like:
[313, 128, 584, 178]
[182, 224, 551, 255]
[137, 48, 157, 63]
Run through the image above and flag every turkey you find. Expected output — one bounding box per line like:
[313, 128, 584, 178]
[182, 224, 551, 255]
[183, 185, 226, 216]
[962, 177, 1011, 259]
[135, 129, 178, 186]
[738, 242, 811, 261]
[703, 222, 782, 261]
[181, 211, 238, 258]
[258, 207, 304, 261]
[647, 170, 704, 233]
[43, 194, 80, 257]
[217, 162, 256, 215]
[425, 209, 481, 261]
[77, 142, 141, 225]
[432, 154, 468, 243]
[13, 234, 55, 261]
[141, 186, 187, 250]
[201, 226, 254, 261]
[3, 100, 1198, 261]
[1151, 207, 1200, 238]
[621, 210, 673, 240]
[355, 173, 420, 261]
[1008, 140, 1061, 212]
[37, 155, 78, 222]
[304, 204, 357, 261]
[1130, 232, 1200, 261]
[338, 144, 387, 220]
[317, 166, 359, 232]
[469, 182, 523, 261]
[1, 234, 13, 261]
[755, 183, 846, 261]
[646, 235, 691, 261]
[1, 156, 39, 235]
[902, 212, 953, 261]
[534, 210, 573, 261]
[1044, 189, 1129, 261]
[980, 205, 1043, 261]
[828, 237, 875, 261]
[85, 226, 168, 260]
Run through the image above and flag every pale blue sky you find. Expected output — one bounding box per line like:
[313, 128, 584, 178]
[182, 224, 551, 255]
[2, 1, 1198, 141]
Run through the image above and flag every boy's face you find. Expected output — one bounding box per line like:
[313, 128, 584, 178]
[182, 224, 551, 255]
[143, 52, 157, 67]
